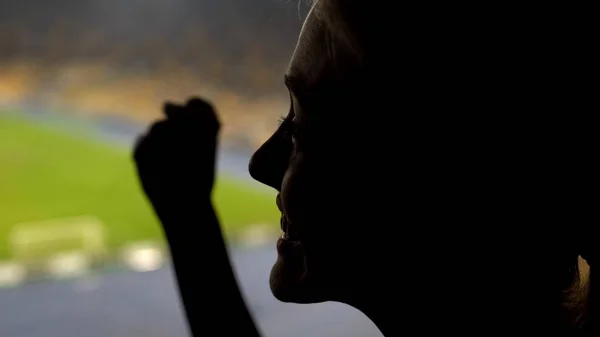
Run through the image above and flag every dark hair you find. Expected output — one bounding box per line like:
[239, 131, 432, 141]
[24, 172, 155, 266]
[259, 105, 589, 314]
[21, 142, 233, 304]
[309, 0, 597, 334]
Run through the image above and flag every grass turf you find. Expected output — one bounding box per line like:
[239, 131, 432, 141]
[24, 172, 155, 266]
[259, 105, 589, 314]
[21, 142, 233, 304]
[0, 113, 279, 259]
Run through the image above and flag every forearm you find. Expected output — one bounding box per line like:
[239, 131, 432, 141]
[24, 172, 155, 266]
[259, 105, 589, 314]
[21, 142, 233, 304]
[153, 198, 261, 337]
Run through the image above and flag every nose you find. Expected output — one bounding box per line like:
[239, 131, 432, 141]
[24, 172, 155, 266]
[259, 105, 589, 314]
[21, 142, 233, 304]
[248, 129, 291, 190]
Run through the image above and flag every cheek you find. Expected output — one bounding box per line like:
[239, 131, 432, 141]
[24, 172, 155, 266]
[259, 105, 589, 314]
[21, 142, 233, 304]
[281, 156, 319, 217]
[280, 155, 309, 223]
[280, 154, 337, 234]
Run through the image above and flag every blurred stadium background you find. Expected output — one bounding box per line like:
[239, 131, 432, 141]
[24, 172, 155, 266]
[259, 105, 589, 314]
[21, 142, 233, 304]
[0, 1, 382, 336]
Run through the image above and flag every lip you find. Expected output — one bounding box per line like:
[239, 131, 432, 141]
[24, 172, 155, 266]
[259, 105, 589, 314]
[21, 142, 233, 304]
[277, 236, 302, 256]
[276, 194, 303, 242]
[280, 214, 287, 233]
[276, 194, 283, 212]
[276, 194, 287, 233]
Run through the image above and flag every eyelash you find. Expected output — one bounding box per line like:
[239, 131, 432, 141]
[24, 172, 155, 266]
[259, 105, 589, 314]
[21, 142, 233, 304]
[277, 115, 287, 126]
[277, 115, 298, 141]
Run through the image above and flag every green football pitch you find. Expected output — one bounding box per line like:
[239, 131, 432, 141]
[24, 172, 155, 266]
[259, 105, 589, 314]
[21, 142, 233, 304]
[0, 113, 279, 259]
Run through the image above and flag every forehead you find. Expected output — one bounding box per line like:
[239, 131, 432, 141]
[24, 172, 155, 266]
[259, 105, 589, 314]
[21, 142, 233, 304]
[286, 2, 335, 93]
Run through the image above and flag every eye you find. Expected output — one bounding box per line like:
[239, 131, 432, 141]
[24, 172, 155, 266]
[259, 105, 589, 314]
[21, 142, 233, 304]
[278, 116, 299, 141]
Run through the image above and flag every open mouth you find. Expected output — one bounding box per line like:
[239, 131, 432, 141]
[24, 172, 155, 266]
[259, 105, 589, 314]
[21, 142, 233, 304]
[276, 194, 300, 241]
[280, 215, 301, 241]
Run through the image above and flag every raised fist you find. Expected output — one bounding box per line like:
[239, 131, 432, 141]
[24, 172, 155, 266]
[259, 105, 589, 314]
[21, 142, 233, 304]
[134, 97, 221, 207]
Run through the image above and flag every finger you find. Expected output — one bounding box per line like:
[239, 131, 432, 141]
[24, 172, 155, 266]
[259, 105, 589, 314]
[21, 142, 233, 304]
[132, 134, 147, 163]
[133, 121, 173, 166]
[133, 122, 158, 163]
[164, 101, 185, 120]
[133, 128, 160, 164]
[185, 97, 220, 130]
[185, 97, 212, 110]
[185, 97, 216, 117]
[148, 119, 170, 135]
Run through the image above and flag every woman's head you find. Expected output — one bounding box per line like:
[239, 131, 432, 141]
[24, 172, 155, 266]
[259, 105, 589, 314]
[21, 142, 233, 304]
[248, 1, 595, 333]
[248, 0, 388, 304]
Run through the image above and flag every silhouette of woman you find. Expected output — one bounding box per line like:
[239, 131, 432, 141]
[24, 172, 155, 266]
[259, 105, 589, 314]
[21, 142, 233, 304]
[134, 1, 595, 336]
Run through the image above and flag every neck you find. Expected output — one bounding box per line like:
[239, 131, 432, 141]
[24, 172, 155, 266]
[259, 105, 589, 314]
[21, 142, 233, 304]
[346, 288, 398, 336]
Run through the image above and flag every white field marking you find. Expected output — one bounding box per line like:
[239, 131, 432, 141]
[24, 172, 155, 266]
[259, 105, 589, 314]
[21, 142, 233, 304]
[8, 215, 106, 261]
[0, 261, 26, 287]
[122, 242, 164, 272]
[240, 224, 278, 247]
[46, 251, 90, 278]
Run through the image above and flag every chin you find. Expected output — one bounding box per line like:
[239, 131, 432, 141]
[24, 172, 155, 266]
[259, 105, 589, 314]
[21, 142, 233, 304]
[269, 254, 327, 304]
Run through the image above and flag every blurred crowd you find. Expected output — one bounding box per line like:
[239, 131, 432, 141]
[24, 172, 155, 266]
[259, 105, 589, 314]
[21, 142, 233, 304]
[0, 0, 308, 149]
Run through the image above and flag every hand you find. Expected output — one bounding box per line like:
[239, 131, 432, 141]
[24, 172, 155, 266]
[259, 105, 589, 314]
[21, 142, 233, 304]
[134, 97, 220, 208]
[133, 98, 260, 337]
